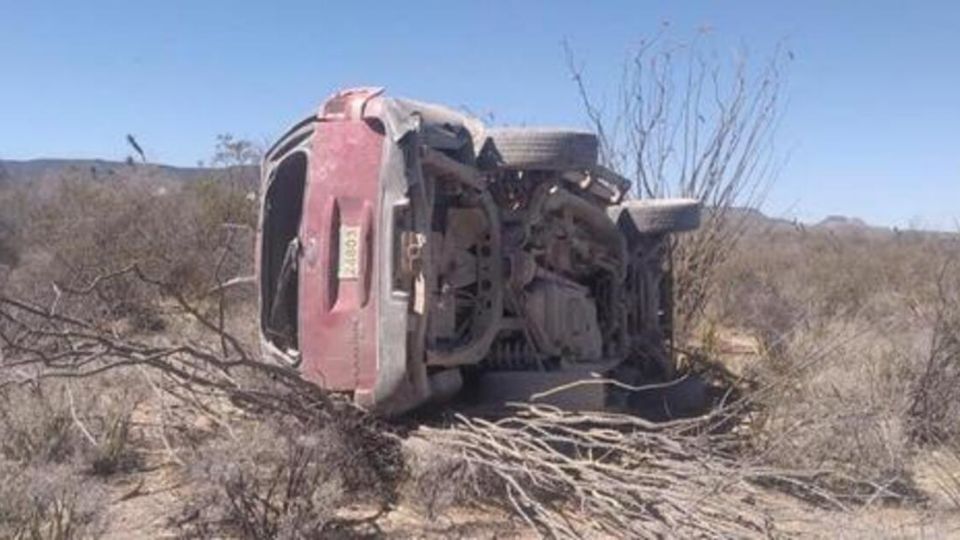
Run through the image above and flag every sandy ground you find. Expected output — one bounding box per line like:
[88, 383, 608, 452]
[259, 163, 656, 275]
[100, 469, 960, 540]
[98, 457, 530, 539]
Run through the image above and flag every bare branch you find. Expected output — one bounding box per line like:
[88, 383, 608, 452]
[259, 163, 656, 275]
[567, 33, 790, 337]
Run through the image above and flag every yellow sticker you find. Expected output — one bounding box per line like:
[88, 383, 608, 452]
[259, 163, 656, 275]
[338, 226, 361, 280]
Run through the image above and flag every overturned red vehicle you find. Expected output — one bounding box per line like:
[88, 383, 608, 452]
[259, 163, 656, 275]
[257, 88, 699, 415]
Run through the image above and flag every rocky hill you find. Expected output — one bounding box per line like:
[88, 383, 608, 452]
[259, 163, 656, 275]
[0, 158, 257, 187]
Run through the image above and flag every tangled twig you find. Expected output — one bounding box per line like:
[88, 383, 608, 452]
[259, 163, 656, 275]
[0, 264, 340, 425]
[416, 402, 852, 539]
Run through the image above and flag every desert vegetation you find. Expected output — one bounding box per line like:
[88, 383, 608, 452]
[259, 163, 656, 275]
[2, 44, 959, 539]
[713, 222, 960, 499]
[3, 164, 957, 538]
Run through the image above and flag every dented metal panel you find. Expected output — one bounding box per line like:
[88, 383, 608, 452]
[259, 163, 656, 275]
[297, 119, 382, 393]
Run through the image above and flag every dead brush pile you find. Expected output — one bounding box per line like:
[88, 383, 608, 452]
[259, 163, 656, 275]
[413, 405, 785, 538]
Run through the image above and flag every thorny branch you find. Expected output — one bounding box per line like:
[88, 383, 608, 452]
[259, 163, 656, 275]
[0, 264, 337, 423]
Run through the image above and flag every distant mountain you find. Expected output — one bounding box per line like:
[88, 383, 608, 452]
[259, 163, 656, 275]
[714, 207, 908, 238]
[0, 158, 257, 186]
[815, 215, 869, 230]
[719, 206, 798, 234]
[728, 208, 957, 238]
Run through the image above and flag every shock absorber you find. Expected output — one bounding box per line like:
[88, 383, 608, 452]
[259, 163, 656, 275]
[486, 337, 535, 370]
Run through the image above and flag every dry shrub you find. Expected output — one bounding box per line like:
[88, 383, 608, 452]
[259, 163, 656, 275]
[177, 414, 403, 539]
[0, 379, 137, 539]
[713, 227, 960, 330]
[931, 444, 960, 510]
[0, 222, 16, 269]
[725, 224, 960, 498]
[0, 185, 25, 269]
[14, 170, 253, 324]
[401, 437, 496, 519]
[0, 379, 141, 475]
[715, 266, 800, 357]
[907, 265, 960, 444]
[1, 157, 256, 333]
[0, 385, 78, 465]
[749, 318, 918, 495]
[0, 462, 107, 540]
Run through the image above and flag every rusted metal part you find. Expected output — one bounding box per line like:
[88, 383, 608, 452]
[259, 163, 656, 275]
[523, 183, 627, 280]
[420, 146, 487, 190]
[425, 189, 504, 367]
[591, 163, 632, 202]
[320, 86, 385, 121]
[560, 164, 631, 204]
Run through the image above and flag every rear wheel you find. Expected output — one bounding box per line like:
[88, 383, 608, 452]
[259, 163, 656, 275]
[481, 128, 598, 170]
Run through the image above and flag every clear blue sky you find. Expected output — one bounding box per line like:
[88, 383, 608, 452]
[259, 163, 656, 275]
[2, 1, 958, 230]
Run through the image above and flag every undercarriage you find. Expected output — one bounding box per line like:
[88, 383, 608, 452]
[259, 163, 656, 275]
[413, 143, 694, 407]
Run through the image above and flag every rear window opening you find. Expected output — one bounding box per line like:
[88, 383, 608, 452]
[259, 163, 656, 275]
[261, 152, 307, 353]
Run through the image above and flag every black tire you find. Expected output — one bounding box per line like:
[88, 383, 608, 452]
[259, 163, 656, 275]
[618, 199, 701, 234]
[482, 128, 598, 170]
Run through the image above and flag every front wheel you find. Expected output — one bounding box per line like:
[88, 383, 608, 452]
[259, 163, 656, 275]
[613, 198, 701, 236]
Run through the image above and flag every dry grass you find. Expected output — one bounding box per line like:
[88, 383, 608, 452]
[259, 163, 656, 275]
[705, 223, 960, 502]
[0, 378, 141, 538]
[0, 461, 108, 540]
[0, 142, 265, 539]
[0, 161, 255, 335]
[176, 414, 403, 539]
